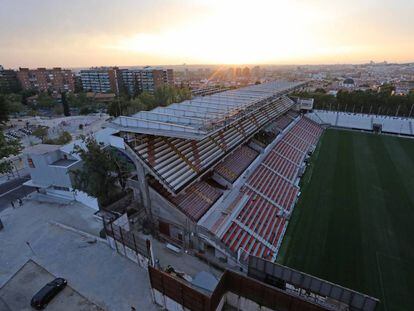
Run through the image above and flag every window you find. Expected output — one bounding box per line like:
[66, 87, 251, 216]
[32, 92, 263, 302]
[28, 158, 35, 168]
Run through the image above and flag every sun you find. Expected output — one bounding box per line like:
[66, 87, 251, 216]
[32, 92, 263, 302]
[107, 0, 358, 65]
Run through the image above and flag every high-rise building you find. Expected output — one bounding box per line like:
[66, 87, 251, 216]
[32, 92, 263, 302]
[141, 67, 174, 93]
[235, 67, 242, 77]
[120, 67, 174, 95]
[17, 67, 74, 93]
[242, 66, 250, 77]
[251, 65, 261, 77]
[120, 69, 141, 96]
[0, 65, 21, 94]
[80, 67, 122, 94]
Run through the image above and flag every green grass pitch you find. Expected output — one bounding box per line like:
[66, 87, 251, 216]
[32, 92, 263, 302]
[278, 129, 414, 311]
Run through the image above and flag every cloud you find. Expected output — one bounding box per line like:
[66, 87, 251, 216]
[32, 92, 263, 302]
[1, 0, 413, 67]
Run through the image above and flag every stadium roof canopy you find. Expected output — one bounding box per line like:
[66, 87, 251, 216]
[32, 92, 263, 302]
[111, 81, 305, 140]
[119, 95, 296, 194]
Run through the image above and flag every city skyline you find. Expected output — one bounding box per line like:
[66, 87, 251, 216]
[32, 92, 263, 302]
[1, 0, 414, 68]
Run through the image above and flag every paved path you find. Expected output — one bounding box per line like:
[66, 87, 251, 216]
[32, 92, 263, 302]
[0, 197, 158, 311]
[0, 175, 33, 212]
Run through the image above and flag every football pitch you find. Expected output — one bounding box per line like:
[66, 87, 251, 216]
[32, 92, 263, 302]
[278, 129, 414, 311]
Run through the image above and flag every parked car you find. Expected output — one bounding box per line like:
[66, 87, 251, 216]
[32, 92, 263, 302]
[30, 278, 67, 310]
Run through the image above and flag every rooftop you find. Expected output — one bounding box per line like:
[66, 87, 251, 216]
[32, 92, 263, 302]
[23, 144, 61, 155]
[111, 81, 305, 140]
[50, 158, 78, 167]
[123, 96, 295, 194]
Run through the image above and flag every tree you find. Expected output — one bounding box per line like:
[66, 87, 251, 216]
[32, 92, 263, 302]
[44, 131, 72, 145]
[107, 86, 193, 117]
[71, 137, 131, 207]
[21, 89, 37, 105]
[61, 92, 71, 116]
[56, 131, 72, 145]
[137, 92, 156, 109]
[53, 105, 63, 115]
[32, 126, 49, 143]
[0, 95, 10, 123]
[79, 106, 96, 115]
[0, 93, 25, 122]
[154, 85, 192, 107]
[0, 131, 22, 174]
[37, 93, 54, 109]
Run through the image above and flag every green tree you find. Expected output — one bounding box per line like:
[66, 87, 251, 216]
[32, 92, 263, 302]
[79, 106, 96, 115]
[0, 131, 22, 174]
[71, 137, 131, 207]
[0, 93, 25, 122]
[56, 131, 72, 144]
[27, 109, 38, 117]
[32, 126, 49, 143]
[21, 90, 37, 105]
[138, 92, 156, 109]
[44, 131, 72, 145]
[53, 105, 63, 115]
[61, 92, 71, 116]
[37, 93, 54, 109]
[0, 95, 10, 123]
[67, 92, 92, 109]
[107, 86, 192, 117]
[154, 85, 192, 107]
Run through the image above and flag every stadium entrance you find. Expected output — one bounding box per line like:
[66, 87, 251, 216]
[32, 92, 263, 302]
[373, 123, 382, 133]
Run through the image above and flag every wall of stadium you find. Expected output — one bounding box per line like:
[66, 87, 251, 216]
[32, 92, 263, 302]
[308, 110, 414, 136]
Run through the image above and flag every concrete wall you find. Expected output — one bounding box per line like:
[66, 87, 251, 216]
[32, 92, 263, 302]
[148, 188, 203, 248]
[151, 288, 276, 311]
[308, 110, 414, 136]
[152, 288, 194, 311]
[73, 190, 99, 210]
[107, 236, 149, 269]
[44, 187, 99, 210]
[149, 188, 189, 228]
[225, 292, 274, 311]
[26, 150, 79, 189]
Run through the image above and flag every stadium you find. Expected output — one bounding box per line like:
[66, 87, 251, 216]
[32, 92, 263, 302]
[107, 81, 414, 310]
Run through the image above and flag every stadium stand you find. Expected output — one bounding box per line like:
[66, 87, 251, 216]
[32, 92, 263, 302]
[214, 146, 259, 183]
[262, 152, 299, 182]
[287, 110, 300, 119]
[149, 177, 223, 222]
[123, 95, 296, 194]
[242, 167, 299, 211]
[308, 110, 414, 136]
[110, 81, 321, 266]
[219, 116, 324, 261]
[274, 114, 294, 131]
[171, 181, 222, 221]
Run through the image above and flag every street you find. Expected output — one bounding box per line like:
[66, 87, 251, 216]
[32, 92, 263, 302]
[0, 175, 34, 212]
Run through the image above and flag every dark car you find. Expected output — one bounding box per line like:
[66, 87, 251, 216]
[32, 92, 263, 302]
[30, 278, 67, 310]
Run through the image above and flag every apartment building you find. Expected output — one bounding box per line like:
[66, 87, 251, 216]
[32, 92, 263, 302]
[121, 67, 174, 95]
[80, 67, 122, 94]
[141, 67, 174, 93]
[0, 65, 21, 93]
[119, 68, 141, 96]
[17, 67, 75, 92]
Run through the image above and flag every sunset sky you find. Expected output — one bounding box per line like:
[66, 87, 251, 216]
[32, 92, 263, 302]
[1, 0, 413, 68]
